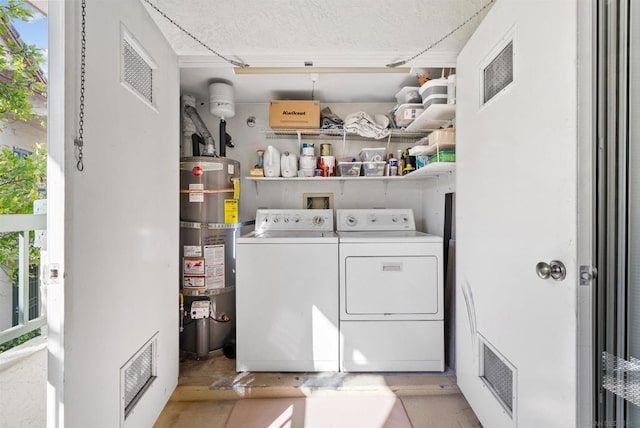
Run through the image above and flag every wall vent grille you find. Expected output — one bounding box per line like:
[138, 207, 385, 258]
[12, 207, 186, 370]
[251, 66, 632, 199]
[121, 334, 157, 419]
[483, 41, 513, 104]
[480, 340, 515, 416]
[122, 34, 153, 104]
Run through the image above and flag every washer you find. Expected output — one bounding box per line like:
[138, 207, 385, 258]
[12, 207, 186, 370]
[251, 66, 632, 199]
[336, 209, 444, 372]
[235, 209, 339, 372]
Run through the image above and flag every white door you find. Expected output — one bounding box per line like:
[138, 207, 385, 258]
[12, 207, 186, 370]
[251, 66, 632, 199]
[456, 1, 584, 427]
[48, 1, 179, 426]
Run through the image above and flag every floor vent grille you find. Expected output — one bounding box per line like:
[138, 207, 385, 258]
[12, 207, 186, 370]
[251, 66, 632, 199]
[121, 334, 157, 420]
[480, 339, 515, 416]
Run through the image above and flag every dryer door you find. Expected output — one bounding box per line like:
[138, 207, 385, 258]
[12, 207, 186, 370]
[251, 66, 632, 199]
[345, 255, 439, 315]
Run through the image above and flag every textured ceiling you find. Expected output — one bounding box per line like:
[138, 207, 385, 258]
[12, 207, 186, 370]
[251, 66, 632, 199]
[142, 0, 493, 102]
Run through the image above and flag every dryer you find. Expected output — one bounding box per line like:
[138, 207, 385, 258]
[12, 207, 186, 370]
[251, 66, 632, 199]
[336, 209, 444, 372]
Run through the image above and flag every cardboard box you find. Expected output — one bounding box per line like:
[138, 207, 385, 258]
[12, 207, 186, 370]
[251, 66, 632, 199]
[269, 100, 320, 129]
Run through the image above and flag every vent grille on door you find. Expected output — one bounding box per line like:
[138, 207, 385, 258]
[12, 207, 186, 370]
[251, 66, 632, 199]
[122, 35, 153, 104]
[480, 340, 515, 415]
[121, 334, 157, 419]
[483, 41, 514, 104]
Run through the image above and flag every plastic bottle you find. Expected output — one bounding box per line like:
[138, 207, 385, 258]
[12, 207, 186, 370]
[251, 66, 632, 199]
[396, 149, 404, 176]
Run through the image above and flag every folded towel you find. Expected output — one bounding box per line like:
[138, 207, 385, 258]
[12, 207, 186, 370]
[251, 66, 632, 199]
[343, 111, 390, 139]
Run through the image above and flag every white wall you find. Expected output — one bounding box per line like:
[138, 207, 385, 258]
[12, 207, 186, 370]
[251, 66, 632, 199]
[188, 100, 449, 229]
[49, 1, 179, 426]
[0, 116, 46, 153]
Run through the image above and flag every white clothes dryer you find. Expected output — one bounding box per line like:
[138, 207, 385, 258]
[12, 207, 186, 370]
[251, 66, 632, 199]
[336, 209, 444, 372]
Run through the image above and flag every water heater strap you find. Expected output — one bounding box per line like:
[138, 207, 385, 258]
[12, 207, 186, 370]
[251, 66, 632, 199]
[179, 188, 234, 194]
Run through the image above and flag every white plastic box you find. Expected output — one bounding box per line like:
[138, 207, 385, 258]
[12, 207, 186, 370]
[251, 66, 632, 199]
[395, 86, 421, 104]
[362, 161, 386, 176]
[422, 94, 448, 109]
[418, 78, 448, 102]
[395, 104, 424, 127]
[359, 148, 386, 162]
[338, 161, 362, 177]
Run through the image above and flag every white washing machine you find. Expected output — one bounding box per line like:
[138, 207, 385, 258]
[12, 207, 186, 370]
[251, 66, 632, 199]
[235, 209, 339, 372]
[336, 209, 444, 372]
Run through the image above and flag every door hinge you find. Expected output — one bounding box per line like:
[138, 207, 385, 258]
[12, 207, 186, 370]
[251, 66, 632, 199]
[580, 265, 597, 286]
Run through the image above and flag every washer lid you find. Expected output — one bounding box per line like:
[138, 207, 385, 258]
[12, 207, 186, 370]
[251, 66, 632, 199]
[337, 230, 442, 243]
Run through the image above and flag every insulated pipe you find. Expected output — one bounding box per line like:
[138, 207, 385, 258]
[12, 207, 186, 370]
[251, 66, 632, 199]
[184, 105, 217, 157]
[195, 318, 209, 358]
[219, 118, 226, 158]
[179, 293, 184, 333]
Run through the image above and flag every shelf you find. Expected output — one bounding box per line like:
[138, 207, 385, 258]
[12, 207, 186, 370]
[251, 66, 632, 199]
[245, 162, 455, 182]
[404, 104, 456, 132]
[402, 162, 456, 179]
[262, 128, 427, 144]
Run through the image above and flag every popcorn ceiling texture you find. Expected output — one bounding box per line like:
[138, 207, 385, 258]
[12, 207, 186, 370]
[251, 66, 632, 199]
[145, 0, 490, 59]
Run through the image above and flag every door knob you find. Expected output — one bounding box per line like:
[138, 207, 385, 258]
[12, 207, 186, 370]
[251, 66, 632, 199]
[536, 260, 567, 281]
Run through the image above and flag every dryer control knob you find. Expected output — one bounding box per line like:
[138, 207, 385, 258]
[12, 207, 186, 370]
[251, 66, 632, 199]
[313, 216, 325, 226]
[346, 215, 358, 226]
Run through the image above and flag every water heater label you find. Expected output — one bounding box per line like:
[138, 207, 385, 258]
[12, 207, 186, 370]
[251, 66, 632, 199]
[184, 258, 205, 275]
[189, 193, 204, 202]
[204, 244, 225, 289]
[228, 164, 235, 174]
[184, 245, 202, 257]
[183, 276, 205, 289]
[188, 183, 204, 203]
[224, 199, 238, 223]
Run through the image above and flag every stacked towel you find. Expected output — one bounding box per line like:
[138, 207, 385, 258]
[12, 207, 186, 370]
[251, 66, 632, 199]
[343, 112, 390, 139]
[320, 107, 344, 129]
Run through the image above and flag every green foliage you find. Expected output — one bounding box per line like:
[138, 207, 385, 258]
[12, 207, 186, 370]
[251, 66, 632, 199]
[0, 0, 46, 124]
[0, 328, 40, 353]
[0, 143, 46, 281]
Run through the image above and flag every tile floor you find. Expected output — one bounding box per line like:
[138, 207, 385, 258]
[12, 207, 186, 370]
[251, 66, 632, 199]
[154, 351, 482, 427]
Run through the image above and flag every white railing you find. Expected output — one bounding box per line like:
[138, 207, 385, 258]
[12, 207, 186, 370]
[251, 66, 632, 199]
[0, 214, 46, 344]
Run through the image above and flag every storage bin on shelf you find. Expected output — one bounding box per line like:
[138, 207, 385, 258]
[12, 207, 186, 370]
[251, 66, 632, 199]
[359, 148, 387, 162]
[428, 151, 456, 163]
[419, 78, 448, 101]
[362, 161, 386, 176]
[395, 86, 422, 104]
[338, 161, 362, 177]
[395, 104, 424, 127]
[428, 128, 456, 145]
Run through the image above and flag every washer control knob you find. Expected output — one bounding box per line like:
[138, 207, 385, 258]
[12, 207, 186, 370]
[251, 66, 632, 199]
[370, 216, 377, 223]
[403, 216, 409, 223]
[346, 215, 358, 226]
[283, 217, 289, 223]
[273, 217, 279, 223]
[313, 216, 325, 226]
[392, 216, 398, 223]
[294, 216, 301, 223]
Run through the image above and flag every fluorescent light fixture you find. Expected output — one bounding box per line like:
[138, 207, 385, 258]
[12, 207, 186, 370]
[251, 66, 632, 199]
[233, 67, 411, 75]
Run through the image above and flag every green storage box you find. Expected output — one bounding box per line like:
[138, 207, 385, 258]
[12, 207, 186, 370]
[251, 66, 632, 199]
[428, 151, 456, 163]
